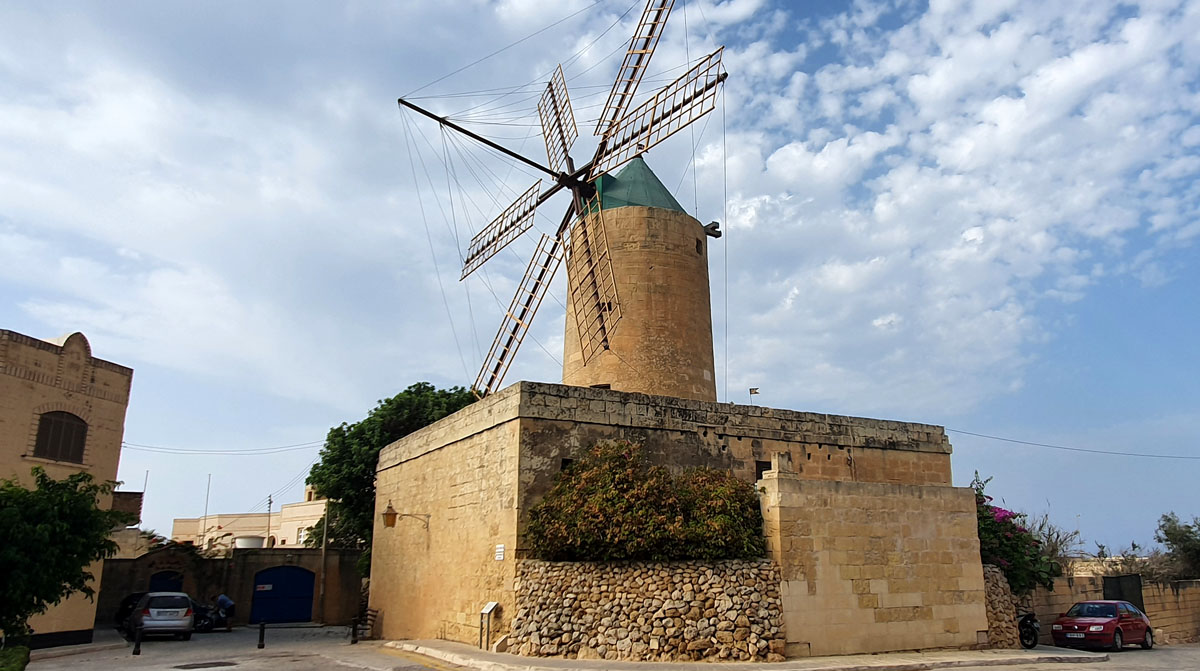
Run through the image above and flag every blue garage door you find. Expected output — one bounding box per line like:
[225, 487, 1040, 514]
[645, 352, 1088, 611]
[250, 566, 315, 624]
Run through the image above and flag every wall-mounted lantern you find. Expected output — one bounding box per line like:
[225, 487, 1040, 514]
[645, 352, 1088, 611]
[382, 501, 398, 528]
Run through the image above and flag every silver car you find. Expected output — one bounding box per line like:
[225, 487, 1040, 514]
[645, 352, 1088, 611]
[129, 592, 194, 639]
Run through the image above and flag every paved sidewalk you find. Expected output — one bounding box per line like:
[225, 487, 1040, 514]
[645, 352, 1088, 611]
[387, 640, 1107, 671]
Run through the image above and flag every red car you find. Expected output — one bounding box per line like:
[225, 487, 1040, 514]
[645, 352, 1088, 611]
[1051, 600, 1154, 651]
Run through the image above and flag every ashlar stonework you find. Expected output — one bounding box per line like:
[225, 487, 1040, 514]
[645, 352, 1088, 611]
[510, 559, 785, 662]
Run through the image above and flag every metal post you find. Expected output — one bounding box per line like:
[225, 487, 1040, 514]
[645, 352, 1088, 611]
[351, 617, 359, 645]
[318, 508, 329, 623]
[132, 627, 142, 656]
[257, 622, 265, 649]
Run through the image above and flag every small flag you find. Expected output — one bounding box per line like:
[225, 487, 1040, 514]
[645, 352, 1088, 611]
[749, 387, 759, 395]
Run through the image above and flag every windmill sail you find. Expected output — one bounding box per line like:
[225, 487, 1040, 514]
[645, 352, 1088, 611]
[538, 66, 578, 174]
[461, 180, 542, 280]
[595, 0, 675, 138]
[473, 233, 564, 397]
[567, 194, 621, 363]
[593, 47, 726, 177]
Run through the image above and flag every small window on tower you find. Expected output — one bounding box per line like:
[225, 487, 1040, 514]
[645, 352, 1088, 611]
[696, 238, 703, 254]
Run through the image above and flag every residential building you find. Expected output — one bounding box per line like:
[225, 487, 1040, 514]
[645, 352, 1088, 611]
[0, 329, 134, 648]
[171, 485, 326, 551]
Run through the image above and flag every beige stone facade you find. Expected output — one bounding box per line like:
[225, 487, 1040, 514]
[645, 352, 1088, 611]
[563, 206, 716, 402]
[171, 486, 326, 551]
[370, 381, 988, 656]
[760, 469, 988, 656]
[0, 329, 133, 647]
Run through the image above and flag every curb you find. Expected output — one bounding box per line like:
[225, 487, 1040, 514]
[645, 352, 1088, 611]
[387, 642, 1108, 671]
[29, 641, 127, 661]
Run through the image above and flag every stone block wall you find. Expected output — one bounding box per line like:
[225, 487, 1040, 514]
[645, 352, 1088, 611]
[370, 384, 524, 642]
[760, 470, 988, 656]
[508, 559, 785, 661]
[1142, 580, 1200, 643]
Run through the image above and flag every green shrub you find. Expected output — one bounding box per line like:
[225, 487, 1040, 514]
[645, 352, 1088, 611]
[526, 440, 766, 561]
[0, 646, 30, 671]
[972, 473, 1060, 595]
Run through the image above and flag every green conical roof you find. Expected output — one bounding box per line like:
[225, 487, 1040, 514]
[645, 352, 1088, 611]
[596, 156, 685, 213]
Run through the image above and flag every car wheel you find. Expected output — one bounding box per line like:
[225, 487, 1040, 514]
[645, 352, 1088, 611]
[1111, 629, 1123, 652]
[1141, 629, 1153, 650]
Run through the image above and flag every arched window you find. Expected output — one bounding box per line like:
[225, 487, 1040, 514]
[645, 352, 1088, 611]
[34, 411, 87, 463]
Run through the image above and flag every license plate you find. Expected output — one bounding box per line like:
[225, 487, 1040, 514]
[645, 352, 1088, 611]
[1066, 633, 1084, 639]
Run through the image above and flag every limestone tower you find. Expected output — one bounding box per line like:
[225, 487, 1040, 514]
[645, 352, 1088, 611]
[563, 157, 717, 402]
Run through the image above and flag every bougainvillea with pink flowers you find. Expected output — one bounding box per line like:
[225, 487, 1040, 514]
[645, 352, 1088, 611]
[972, 472, 1061, 595]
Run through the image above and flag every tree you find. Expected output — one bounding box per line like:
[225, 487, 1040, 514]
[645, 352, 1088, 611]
[0, 467, 132, 639]
[1154, 512, 1200, 579]
[305, 382, 474, 573]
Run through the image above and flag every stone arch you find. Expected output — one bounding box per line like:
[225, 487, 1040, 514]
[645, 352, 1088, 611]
[56, 332, 93, 390]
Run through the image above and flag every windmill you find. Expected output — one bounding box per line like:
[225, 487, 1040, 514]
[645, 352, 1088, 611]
[399, 0, 726, 400]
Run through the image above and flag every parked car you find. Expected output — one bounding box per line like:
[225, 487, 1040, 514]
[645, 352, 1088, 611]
[1051, 600, 1154, 651]
[127, 592, 195, 640]
[114, 591, 148, 635]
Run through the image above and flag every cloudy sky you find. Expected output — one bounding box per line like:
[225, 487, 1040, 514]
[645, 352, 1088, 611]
[1, 0, 1196, 551]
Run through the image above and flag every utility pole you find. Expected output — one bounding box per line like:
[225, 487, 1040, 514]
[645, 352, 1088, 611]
[318, 506, 329, 623]
[201, 474, 211, 549]
[266, 495, 273, 547]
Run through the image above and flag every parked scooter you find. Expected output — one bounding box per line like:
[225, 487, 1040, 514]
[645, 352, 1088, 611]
[192, 601, 231, 633]
[1018, 612, 1041, 649]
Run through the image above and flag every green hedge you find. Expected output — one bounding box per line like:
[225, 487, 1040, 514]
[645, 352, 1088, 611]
[0, 646, 29, 671]
[526, 440, 766, 561]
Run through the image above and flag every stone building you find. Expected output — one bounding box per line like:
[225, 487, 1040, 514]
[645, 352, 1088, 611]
[368, 160, 989, 658]
[171, 485, 326, 551]
[0, 329, 134, 648]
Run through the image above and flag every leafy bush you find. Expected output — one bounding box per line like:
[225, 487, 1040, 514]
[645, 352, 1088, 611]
[526, 440, 766, 561]
[1155, 512, 1200, 579]
[972, 473, 1060, 595]
[0, 646, 29, 671]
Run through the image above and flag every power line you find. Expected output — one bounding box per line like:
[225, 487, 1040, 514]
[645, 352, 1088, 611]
[122, 440, 322, 455]
[947, 428, 1200, 461]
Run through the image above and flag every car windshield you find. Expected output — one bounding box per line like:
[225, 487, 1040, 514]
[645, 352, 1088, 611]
[147, 596, 190, 609]
[1066, 603, 1116, 618]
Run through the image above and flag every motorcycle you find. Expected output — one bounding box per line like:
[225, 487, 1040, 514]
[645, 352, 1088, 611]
[192, 601, 231, 633]
[1018, 612, 1040, 649]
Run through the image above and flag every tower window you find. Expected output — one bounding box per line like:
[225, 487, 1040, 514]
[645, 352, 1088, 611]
[34, 411, 87, 464]
[696, 239, 703, 254]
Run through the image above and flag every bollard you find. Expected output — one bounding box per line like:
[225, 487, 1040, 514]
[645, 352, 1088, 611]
[132, 626, 143, 656]
[257, 622, 265, 649]
[350, 617, 359, 645]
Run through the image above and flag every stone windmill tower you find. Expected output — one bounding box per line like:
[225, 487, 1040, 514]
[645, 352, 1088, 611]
[399, 0, 725, 402]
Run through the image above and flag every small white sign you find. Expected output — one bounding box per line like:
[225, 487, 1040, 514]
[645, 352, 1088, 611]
[481, 601, 499, 615]
[256, 584, 273, 591]
[494, 544, 505, 561]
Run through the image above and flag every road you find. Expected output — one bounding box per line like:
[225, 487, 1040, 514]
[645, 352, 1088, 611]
[29, 626, 461, 671]
[28, 629, 1199, 671]
[921, 644, 1199, 671]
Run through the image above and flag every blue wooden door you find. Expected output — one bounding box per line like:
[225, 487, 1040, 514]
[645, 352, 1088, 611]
[249, 566, 315, 623]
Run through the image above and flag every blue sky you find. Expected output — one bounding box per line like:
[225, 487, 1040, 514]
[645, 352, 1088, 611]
[1, 0, 1196, 552]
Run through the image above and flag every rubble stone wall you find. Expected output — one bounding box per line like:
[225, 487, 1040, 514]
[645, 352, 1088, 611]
[983, 565, 1019, 648]
[508, 559, 786, 661]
